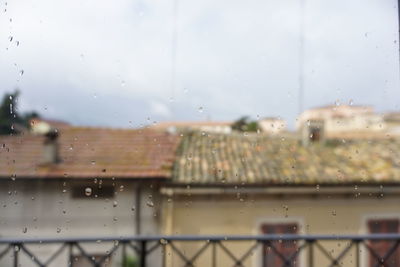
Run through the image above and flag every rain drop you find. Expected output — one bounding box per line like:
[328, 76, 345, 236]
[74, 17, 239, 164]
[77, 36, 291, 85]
[85, 187, 92, 196]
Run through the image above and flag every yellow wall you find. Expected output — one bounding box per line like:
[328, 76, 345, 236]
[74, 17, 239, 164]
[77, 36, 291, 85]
[163, 193, 400, 266]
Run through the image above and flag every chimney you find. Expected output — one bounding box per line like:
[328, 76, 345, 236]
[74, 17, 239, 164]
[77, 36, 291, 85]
[42, 129, 60, 164]
[301, 119, 325, 146]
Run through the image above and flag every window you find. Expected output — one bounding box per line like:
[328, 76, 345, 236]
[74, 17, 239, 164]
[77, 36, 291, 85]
[368, 219, 400, 267]
[261, 223, 298, 267]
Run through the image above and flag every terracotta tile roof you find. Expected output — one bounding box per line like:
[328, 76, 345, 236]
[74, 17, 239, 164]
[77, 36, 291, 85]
[173, 132, 400, 185]
[0, 127, 180, 179]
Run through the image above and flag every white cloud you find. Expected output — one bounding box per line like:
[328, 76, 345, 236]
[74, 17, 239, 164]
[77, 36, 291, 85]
[0, 0, 399, 127]
[149, 100, 172, 118]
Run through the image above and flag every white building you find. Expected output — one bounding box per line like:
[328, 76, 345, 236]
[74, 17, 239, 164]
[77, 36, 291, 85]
[297, 105, 386, 138]
[258, 117, 287, 134]
[0, 126, 179, 267]
[151, 121, 232, 134]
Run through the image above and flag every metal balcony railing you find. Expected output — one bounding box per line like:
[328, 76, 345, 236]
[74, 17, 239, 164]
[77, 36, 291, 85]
[1, 234, 400, 267]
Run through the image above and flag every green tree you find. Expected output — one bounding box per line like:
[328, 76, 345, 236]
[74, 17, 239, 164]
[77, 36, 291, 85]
[231, 116, 259, 132]
[122, 256, 138, 267]
[0, 91, 22, 135]
[0, 91, 40, 135]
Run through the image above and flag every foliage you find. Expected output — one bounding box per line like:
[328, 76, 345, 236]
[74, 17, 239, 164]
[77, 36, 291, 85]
[0, 91, 40, 135]
[122, 256, 138, 267]
[231, 116, 259, 132]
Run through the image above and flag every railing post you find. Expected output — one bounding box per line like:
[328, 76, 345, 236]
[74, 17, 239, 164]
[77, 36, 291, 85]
[212, 241, 217, 267]
[307, 240, 314, 267]
[122, 242, 127, 267]
[355, 240, 360, 267]
[69, 242, 74, 267]
[140, 240, 147, 267]
[13, 244, 18, 267]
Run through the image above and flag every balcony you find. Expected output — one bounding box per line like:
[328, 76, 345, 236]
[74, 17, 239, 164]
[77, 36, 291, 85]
[1, 234, 400, 267]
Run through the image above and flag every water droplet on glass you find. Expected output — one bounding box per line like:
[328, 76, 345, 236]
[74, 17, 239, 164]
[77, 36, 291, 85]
[198, 106, 203, 113]
[146, 201, 154, 207]
[19, 70, 24, 76]
[56, 228, 61, 233]
[22, 227, 27, 233]
[85, 187, 92, 196]
[113, 201, 118, 207]
[119, 185, 124, 192]
[8, 36, 13, 42]
[121, 80, 126, 87]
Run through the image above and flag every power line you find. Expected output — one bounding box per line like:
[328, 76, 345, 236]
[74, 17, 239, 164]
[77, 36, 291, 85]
[170, 0, 179, 101]
[298, 0, 306, 115]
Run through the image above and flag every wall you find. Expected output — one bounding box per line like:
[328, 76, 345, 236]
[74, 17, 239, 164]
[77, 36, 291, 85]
[163, 192, 400, 267]
[0, 179, 161, 267]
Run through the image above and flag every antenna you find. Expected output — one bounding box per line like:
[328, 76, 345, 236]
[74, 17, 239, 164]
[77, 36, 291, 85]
[298, 0, 306, 115]
[170, 0, 179, 101]
[398, 0, 400, 78]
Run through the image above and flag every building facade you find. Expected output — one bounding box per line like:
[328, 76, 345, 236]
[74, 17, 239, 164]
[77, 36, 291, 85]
[0, 127, 179, 267]
[164, 132, 400, 266]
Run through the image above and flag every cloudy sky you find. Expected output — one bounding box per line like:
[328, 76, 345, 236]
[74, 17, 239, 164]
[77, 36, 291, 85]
[0, 0, 399, 128]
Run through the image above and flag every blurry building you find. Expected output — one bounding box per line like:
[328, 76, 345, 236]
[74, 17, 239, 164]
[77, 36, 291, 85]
[3, 123, 400, 266]
[151, 121, 232, 134]
[384, 112, 400, 136]
[258, 117, 287, 134]
[0, 126, 180, 267]
[297, 105, 386, 140]
[165, 131, 400, 266]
